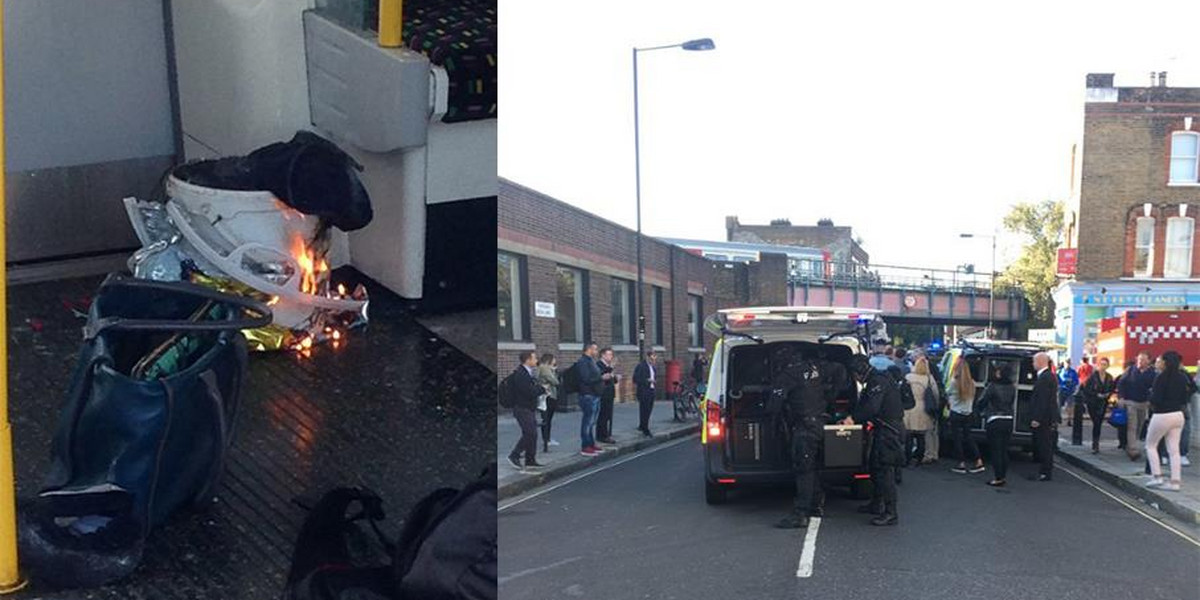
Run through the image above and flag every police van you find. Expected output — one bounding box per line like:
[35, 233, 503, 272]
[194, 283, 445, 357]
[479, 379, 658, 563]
[700, 307, 886, 505]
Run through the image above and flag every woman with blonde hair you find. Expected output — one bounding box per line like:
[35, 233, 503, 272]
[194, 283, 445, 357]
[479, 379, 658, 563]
[904, 357, 940, 465]
[946, 357, 985, 474]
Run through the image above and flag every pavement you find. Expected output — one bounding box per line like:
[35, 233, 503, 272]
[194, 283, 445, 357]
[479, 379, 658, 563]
[1055, 417, 1200, 525]
[497, 400, 700, 499]
[499, 435, 1200, 600]
[6, 273, 496, 599]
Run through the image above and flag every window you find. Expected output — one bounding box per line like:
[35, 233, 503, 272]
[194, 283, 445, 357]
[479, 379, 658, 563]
[557, 266, 587, 343]
[497, 252, 525, 341]
[1170, 132, 1199, 184]
[610, 278, 634, 345]
[650, 286, 664, 346]
[688, 294, 703, 348]
[1165, 216, 1195, 278]
[1134, 216, 1155, 277]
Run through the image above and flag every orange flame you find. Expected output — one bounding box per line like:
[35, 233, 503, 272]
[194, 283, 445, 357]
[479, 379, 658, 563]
[291, 235, 319, 295]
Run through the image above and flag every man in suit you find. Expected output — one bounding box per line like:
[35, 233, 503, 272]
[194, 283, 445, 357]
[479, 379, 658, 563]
[634, 350, 658, 437]
[1029, 352, 1059, 481]
[506, 351, 546, 471]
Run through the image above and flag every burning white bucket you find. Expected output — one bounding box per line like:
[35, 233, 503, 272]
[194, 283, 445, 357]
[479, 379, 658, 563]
[124, 175, 368, 331]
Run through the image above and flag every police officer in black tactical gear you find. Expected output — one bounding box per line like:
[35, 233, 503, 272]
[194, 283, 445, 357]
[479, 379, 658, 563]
[774, 349, 838, 529]
[843, 354, 906, 526]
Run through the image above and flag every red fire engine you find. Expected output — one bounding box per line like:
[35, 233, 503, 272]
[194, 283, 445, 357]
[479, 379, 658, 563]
[1095, 310, 1200, 375]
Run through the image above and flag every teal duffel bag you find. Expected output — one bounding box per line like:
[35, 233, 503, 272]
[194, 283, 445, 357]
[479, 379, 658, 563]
[19, 274, 271, 589]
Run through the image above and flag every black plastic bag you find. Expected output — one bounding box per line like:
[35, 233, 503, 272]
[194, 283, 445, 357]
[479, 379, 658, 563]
[247, 131, 374, 231]
[172, 131, 374, 231]
[286, 465, 497, 600]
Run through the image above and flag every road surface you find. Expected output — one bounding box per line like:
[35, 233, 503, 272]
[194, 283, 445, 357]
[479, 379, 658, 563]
[499, 437, 1200, 600]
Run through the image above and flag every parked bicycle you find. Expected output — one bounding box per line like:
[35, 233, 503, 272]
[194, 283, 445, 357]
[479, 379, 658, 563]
[673, 379, 702, 422]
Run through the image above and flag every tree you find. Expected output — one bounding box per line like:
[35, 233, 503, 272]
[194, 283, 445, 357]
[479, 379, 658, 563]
[995, 199, 1064, 330]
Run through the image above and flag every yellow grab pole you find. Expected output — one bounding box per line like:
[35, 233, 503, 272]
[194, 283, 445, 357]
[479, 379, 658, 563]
[0, 0, 25, 592]
[378, 0, 403, 47]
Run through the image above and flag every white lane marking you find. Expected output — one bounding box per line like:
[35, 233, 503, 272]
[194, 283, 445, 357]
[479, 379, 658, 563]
[1054, 463, 1200, 547]
[796, 517, 822, 578]
[498, 556, 584, 585]
[499, 435, 695, 511]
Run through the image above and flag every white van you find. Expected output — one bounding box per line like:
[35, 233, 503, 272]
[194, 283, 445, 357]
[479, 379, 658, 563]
[700, 307, 887, 505]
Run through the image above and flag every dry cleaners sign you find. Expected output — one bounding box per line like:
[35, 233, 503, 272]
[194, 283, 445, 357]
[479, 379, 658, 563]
[1080, 293, 1190, 306]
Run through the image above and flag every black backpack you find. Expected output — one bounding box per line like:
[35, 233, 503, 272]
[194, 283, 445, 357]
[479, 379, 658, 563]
[286, 465, 497, 600]
[497, 372, 515, 409]
[887, 366, 917, 410]
[559, 362, 580, 395]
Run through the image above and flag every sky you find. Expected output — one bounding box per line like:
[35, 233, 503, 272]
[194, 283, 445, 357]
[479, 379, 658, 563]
[498, 0, 1200, 274]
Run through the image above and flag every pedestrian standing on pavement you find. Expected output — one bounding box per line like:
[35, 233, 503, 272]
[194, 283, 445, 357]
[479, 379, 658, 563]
[947, 358, 984, 474]
[537, 354, 560, 452]
[1113, 363, 1130, 450]
[1077, 357, 1094, 388]
[575, 343, 605, 457]
[634, 350, 658, 437]
[506, 351, 546, 472]
[1186, 361, 1200, 466]
[1059, 359, 1080, 426]
[976, 364, 1016, 486]
[1029, 352, 1059, 481]
[1117, 352, 1157, 461]
[845, 354, 905, 526]
[870, 341, 894, 372]
[903, 357, 939, 466]
[691, 351, 708, 392]
[596, 348, 618, 444]
[1144, 351, 1191, 492]
[894, 348, 911, 376]
[1080, 357, 1117, 454]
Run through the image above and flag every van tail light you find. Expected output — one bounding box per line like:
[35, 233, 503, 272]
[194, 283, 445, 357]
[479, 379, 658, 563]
[853, 473, 871, 480]
[705, 401, 723, 443]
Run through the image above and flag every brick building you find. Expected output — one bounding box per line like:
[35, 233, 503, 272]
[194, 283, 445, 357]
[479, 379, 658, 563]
[725, 216, 870, 277]
[1053, 72, 1200, 362]
[498, 179, 788, 398]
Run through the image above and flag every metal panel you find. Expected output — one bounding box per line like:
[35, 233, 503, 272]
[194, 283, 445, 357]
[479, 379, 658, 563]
[171, 0, 315, 159]
[3, 0, 174, 171]
[6, 155, 173, 262]
[303, 10, 430, 152]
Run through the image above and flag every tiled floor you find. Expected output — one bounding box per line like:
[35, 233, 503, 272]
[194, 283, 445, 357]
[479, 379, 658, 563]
[6, 271, 496, 598]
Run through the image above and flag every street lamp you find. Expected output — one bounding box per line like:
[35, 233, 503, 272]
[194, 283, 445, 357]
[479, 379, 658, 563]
[960, 232, 997, 338]
[633, 38, 715, 355]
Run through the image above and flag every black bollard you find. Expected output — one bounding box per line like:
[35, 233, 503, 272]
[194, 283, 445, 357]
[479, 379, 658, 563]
[1071, 399, 1084, 445]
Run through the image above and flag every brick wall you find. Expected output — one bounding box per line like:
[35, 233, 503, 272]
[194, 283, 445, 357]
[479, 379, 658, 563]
[498, 180, 786, 398]
[1077, 93, 1200, 281]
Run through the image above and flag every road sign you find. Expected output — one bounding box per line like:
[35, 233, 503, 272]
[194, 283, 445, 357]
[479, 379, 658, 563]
[535, 301, 555, 318]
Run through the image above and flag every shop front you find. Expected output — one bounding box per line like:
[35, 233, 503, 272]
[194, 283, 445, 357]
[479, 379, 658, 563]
[1053, 280, 1200, 363]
